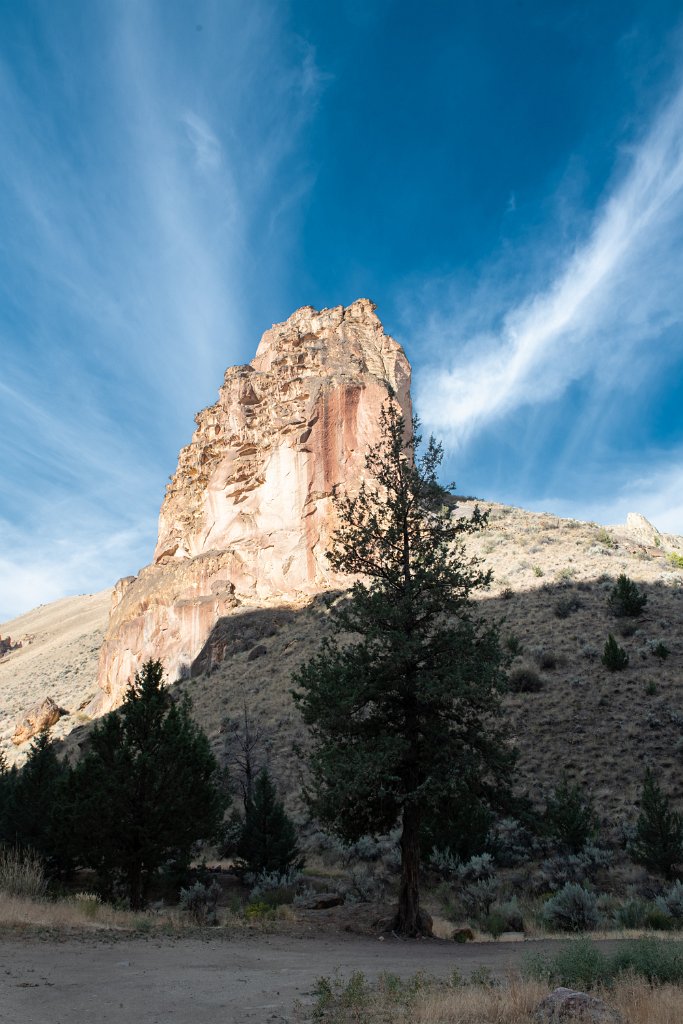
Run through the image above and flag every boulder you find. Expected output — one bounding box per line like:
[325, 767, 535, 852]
[534, 987, 623, 1023]
[12, 697, 68, 745]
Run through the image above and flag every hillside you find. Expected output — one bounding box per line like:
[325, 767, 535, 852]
[1, 504, 681, 828]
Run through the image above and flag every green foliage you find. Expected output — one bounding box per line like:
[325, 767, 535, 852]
[0, 730, 73, 876]
[554, 594, 582, 619]
[608, 574, 647, 617]
[292, 402, 513, 935]
[668, 553, 683, 569]
[504, 633, 524, 657]
[596, 528, 617, 549]
[601, 633, 629, 671]
[238, 768, 300, 875]
[72, 660, 227, 907]
[653, 642, 670, 661]
[526, 937, 683, 988]
[632, 770, 683, 879]
[542, 883, 599, 932]
[507, 664, 543, 692]
[544, 778, 599, 854]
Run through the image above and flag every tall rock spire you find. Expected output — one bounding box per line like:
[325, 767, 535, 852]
[92, 299, 412, 711]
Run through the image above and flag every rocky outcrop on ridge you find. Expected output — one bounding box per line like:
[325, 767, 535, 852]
[92, 299, 411, 713]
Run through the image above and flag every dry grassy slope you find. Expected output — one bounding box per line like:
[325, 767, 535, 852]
[1, 504, 682, 826]
[0, 590, 110, 761]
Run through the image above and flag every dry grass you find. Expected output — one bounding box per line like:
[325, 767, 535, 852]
[304, 973, 683, 1023]
[0, 892, 157, 932]
[414, 977, 683, 1024]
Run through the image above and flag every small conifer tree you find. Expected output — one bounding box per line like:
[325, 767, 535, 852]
[544, 778, 598, 853]
[238, 768, 300, 875]
[608, 574, 647, 617]
[602, 633, 629, 671]
[632, 770, 683, 879]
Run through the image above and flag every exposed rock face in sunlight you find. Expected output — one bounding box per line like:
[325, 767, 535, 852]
[92, 299, 411, 712]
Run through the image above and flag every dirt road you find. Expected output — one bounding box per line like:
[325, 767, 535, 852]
[0, 932, 626, 1024]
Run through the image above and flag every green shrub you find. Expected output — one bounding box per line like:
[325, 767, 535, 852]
[508, 664, 543, 693]
[653, 642, 670, 661]
[542, 883, 599, 932]
[645, 681, 658, 696]
[178, 880, 221, 925]
[554, 595, 582, 619]
[505, 633, 524, 657]
[525, 938, 610, 989]
[656, 880, 683, 922]
[602, 634, 629, 671]
[482, 897, 524, 936]
[668, 553, 683, 569]
[525, 937, 683, 988]
[608, 574, 647, 617]
[632, 770, 683, 879]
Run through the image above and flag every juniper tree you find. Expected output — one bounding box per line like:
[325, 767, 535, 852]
[632, 769, 683, 879]
[292, 400, 514, 936]
[238, 768, 301, 875]
[72, 660, 227, 907]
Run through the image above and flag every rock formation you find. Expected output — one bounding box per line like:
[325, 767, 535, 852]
[92, 299, 411, 712]
[13, 696, 67, 746]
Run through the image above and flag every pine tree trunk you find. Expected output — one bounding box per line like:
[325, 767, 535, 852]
[394, 803, 432, 936]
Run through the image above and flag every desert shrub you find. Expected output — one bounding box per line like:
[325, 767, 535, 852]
[525, 938, 610, 989]
[249, 867, 302, 906]
[505, 633, 524, 657]
[345, 865, 387, 903]
[615, 896, 649, 929]
[656, 880, 683, 922]
[482, 897, 524, 937]
[608, 574, 647, 617]
[611, 937, 683, 984]
[540, 846, 612, 890]
[179, 879, 221, 925]
[542, 883, 599, 932]
[488, 816, 538, 867]
[596, 528, 616, 549]
[668, 553, 683, 569]
[528, 937, 683, 988]
[602, 634, 629, 671]
[460, 876, 499, 917]
[0, 845, 47, 898]
[554, 595, 582, 619]
[645, 681, 658, 696]
[533, 647, 559, 670]
[544, 779, 599, 853]
[456, 852, 495, 883]
[632, 770, 683, 879]
[653, 642, 670, 661]
[429, 846, 460, 878]
[508, 664, 543, 693]
[533, 565, 544, 577]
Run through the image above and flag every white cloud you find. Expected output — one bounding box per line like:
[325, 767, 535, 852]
[416, 81, 683, 445]
[0, 2, 328, 619]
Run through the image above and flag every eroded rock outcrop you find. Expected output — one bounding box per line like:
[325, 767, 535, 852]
[93, 299, 411, 712]
[13, 696, 67, 746]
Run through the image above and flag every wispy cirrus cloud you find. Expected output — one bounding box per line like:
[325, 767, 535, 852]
[0, 1, 327, 620]
[415, 80, 683, 445]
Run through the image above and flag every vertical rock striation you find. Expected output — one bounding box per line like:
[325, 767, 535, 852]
[92, 299, 411, 712]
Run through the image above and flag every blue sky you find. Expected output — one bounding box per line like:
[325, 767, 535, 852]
[2, 1, 683, 620]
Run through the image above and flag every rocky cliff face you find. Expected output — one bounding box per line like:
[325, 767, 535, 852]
[92, 299, 411, 712]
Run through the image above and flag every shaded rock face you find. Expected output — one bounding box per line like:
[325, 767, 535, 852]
[93, 299, 411, 712]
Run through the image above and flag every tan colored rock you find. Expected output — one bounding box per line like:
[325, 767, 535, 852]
[93, 299, 411, 713]
[12, 696, 67, 746]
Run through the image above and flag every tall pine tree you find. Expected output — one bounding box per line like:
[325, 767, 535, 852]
[293, 399, 514, 935]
